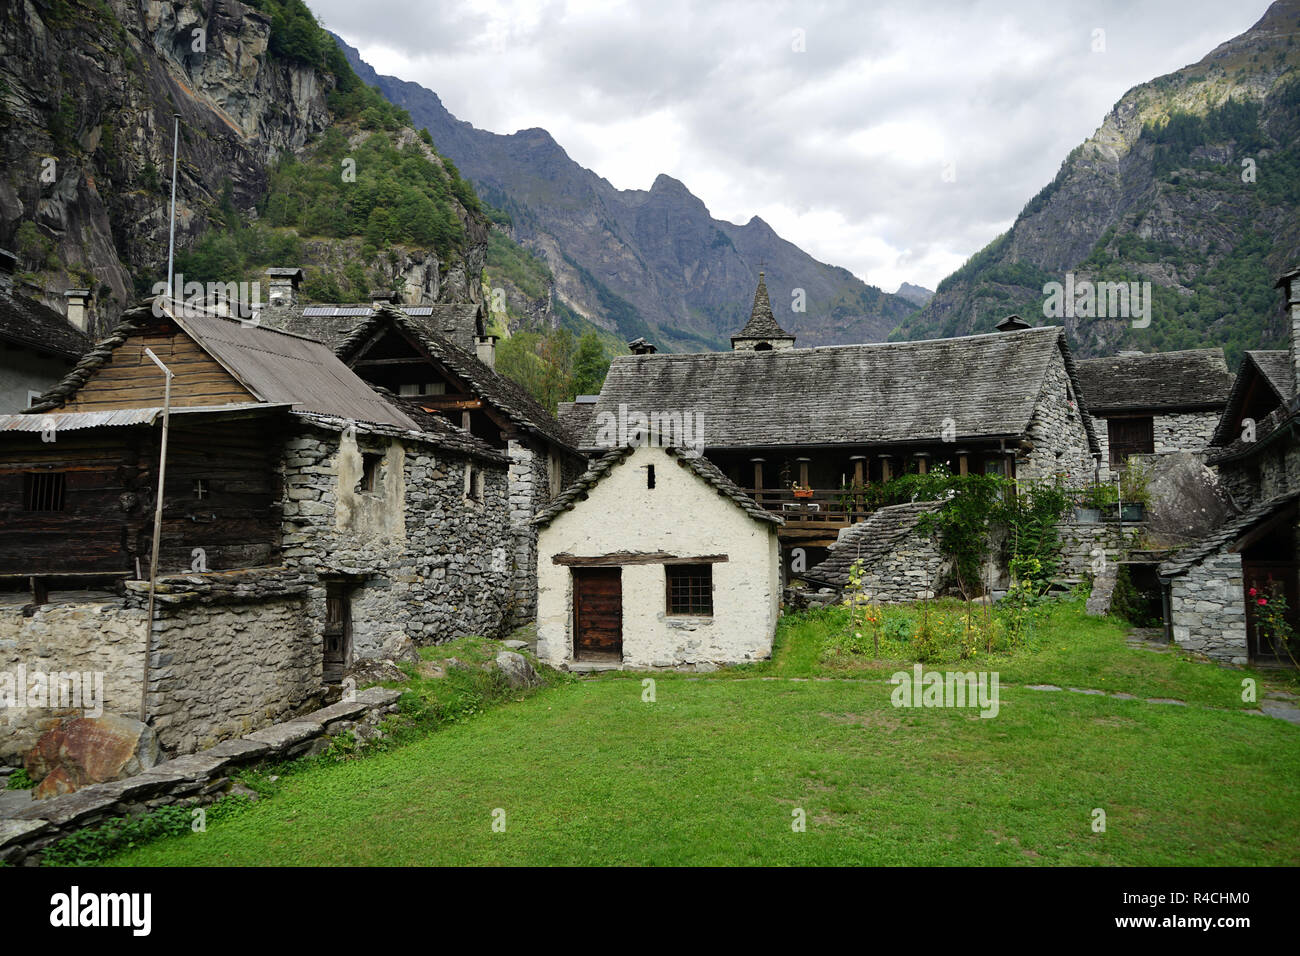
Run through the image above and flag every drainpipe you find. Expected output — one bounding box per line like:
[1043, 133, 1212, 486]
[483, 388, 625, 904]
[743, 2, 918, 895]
[140, 347, 173, 724]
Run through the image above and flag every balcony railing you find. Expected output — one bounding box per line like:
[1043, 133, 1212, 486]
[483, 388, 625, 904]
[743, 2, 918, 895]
[746, 488, 864, 528]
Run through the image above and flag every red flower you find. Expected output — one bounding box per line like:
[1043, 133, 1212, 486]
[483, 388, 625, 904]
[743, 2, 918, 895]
[1258, 598, 1268, 606]
[1249, 587, 1257, 597]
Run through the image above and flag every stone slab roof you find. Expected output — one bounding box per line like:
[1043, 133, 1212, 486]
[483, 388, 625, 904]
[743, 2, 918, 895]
[334, 306, 578, 452]
[1158, 489, 1300, 579]
[268, 302, 484, 353]
[1075, 349, 1233, 414]
[533, 445, 783, 529]
[1209, 350, 1295, 448]
[557, 396, 598, 441]
[803, 501, 944, 587]
[733, 272, 793, 343]
[582, 326, 1097, 451]
[0, 291, 92, 360]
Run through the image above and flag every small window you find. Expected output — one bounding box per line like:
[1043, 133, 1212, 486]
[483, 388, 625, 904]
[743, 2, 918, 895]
[398, 381, 447, 397]
[666, 564, 713, 616]
[360, 453, 383, 492]
[24, 472, 66, 511]
[647, 464, 655, 489]
[466, 463, 483, 502]
[754, 342, 773, 352]
[193, 478, 210, 500]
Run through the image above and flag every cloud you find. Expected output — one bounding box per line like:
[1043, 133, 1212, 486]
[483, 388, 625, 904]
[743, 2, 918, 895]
[309, 0, 1271, 292]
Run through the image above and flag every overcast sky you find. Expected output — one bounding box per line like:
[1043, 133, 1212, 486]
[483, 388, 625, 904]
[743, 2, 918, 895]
[310, 0, 1271, 293]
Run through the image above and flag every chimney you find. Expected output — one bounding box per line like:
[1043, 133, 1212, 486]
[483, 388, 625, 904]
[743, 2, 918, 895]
[64, 288, 93, 333]
[476, 333, 499, 369]
[370, 289, 399, 307]
[1278, 267, 1300, 399]
[265, 267, 303, 309]
[627, 337, 657, 355]
[995, 314, 1031, 332]
[0, 249, 15, 296]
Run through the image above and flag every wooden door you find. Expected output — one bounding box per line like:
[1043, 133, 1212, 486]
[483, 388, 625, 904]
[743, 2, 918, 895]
[573, 567, 622, 661]
[324, 583, 351, 683]
[1108, 417, 1154, 465]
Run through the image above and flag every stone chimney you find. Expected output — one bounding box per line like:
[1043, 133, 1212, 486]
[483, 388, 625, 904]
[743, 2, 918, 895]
[731, 272, 796, 351]
[0, 249, 16, 296]
[996, 314, 1031, 332]
[265, 268, 303, 309]
[476, 333, 499, 369]
[64, 288, 93, 333]
[370, 289, 399, 307]
[627, 337, 657, 355]
[1278, 267, 1300, 399]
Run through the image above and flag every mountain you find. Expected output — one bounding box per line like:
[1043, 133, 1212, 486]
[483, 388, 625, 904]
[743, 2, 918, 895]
[335, 36, 914, 352]
[0, 0, 489, 337]
[894, 282, 934, 307]
[892, 0, 1300, 368]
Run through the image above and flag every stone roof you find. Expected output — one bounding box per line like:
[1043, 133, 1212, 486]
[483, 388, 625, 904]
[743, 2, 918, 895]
[266, 302, 485, 353]
[803, 501, 945, 587]
[1158, 490, 1300, 579]
[333, 306, 577, 452]
[732, 272, 794, 344]
[557, 396, 599, 441]
[0, 290, 92, 360]
[582, 326, 1098, 452]
[533, 445, 783, 529]
[1074, 349, 1233, 414]
[26, 298, 417, 430]
[1209, 350, 1295, 449]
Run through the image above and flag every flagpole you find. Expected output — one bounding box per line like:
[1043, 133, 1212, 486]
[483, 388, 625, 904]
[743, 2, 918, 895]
[166, 113, 180, 302]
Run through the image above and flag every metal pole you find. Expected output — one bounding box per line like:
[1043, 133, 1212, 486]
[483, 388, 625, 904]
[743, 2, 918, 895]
[140, 347, 173, 723]
[166, 113, 180, 303]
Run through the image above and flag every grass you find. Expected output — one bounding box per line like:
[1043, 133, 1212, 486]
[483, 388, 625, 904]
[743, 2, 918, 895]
[102, 598, 1300, 867]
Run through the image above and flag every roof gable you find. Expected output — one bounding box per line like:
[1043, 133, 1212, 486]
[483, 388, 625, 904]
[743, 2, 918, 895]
[1210, 350, 1292, 448]
[0, 291, 93, 360]
[29, 299, 417, 429]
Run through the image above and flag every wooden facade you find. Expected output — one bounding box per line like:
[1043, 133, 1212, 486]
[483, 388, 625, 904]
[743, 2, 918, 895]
[0, 411, 285, 577]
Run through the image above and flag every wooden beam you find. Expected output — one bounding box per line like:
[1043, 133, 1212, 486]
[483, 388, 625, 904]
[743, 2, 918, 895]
[352, 357, 436, 367]
[416, 397, 483, 411]
[552, 552, 730, 567]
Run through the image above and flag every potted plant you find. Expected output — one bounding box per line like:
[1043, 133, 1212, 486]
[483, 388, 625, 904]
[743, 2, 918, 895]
[1075, 482, 1115, 522]
[791, 481, 814, 500]
[1119, 463, 1150, 521]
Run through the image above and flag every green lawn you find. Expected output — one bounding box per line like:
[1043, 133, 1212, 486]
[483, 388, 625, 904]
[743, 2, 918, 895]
[103, 598, 1300, 867]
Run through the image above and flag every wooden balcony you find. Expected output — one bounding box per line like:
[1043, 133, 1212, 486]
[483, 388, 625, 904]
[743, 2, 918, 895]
[746, 488, 863, 542]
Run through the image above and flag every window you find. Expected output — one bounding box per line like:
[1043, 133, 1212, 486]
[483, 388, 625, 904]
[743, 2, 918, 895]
[193, 478, 210, 500]
[1107, 417, 1154, 466]
[23, 472, 66, 511]
[666, 564, 713, 616]
[646, 464, 655, 489]
[754, 342, 773, 351]
[398, 381, 446, 397]
[465, 463, 483, 502]
[359, 453, 383, 492]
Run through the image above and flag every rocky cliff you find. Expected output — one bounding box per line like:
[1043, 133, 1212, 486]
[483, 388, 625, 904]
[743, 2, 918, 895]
[894, 0, 1300, 366]
[337, 35, 914, 351]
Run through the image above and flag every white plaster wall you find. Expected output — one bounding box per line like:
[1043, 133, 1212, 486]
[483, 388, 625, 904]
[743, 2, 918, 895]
[536, 445, 781, 667]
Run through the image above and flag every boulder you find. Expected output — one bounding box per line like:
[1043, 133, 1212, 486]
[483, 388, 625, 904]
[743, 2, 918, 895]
[1143, 453, 1233, 545]
[374, 632, 420, 665]
[343, 659, 409, 687]
[494, 651, 541, 689]
[502, 640, 529, 651]
[24, 715, 159, 799]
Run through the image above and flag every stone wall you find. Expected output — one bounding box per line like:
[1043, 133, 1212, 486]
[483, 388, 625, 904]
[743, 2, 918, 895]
[853, 541, 949, 603]
[507, 437, 548, 626]
[0, 601, 146, 764]
[1168, 551, 1249, 664]
[281, 419, 513, 657]
[1057, 519, 1144, 577]
[0, 686, 402, 866]
[1021, 348, 1095, 488]
[1094, 410, 1222, 481]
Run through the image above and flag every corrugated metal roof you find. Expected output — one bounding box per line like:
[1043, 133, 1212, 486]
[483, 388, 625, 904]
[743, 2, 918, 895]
[0, 403, 287, 432]
[164, 306, 417, 430]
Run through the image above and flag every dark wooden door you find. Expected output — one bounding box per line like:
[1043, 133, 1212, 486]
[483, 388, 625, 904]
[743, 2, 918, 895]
[573, 567, 622, 660]
[1108, 417, 1154, 465]
[324, 583, 351, 683]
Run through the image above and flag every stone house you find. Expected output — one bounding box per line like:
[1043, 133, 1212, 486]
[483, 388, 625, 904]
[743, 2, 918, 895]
[0, 250, 92, 412]
[533, 444, 783, 670]
[1075, 348, 1234, 475]
[259, 277, 584, 625]
[0, 296, 513, 758]
[1159, 269, 1300, 664]
[575, 275, 1100, 576]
